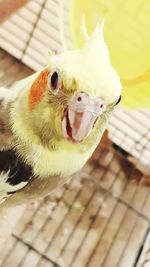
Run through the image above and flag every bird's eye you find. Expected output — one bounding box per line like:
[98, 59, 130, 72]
[49, 71, 61, 94]
[115, 95, 121, 105]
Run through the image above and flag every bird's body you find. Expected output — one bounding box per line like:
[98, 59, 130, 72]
[0, 78, 108, 207]
[0, 21, 121, 208]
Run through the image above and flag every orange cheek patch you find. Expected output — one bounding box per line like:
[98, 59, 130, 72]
[29, 69, 49, 111]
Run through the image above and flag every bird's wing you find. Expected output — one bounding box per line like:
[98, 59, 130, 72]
[0, 173, 69, 208]
[0, 72, 37, 150]
[0, 149, 34, 205]
[0, 73, 41, 204]
[0, 87, 14, 150]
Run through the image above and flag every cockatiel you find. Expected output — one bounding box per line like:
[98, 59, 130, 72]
[0, 22, 121, 208]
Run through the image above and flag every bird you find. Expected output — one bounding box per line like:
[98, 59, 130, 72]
[0, 21, 122, 209]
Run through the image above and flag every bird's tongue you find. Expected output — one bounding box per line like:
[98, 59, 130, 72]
[65, 109, 96, 142]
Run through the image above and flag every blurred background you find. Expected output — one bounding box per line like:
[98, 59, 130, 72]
[0, 0, 150, 266]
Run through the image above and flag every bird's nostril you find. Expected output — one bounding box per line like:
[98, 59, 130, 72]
[77, 96, 82, 102]
[100, 104, 103, 108]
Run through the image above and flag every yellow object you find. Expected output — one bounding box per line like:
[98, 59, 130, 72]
[70, 0, 150, 108]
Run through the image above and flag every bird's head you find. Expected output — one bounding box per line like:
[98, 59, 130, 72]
[14, 21, 121, 151]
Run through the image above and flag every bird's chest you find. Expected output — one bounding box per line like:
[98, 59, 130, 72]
[31, 147, 92, 178]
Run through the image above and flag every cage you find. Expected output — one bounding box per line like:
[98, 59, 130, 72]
[0, 0, 150, 266]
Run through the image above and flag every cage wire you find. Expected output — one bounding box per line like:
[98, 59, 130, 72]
[0, 0, 149, 166]
[0, 2, 150, 266]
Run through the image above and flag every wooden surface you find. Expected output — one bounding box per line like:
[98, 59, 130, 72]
[1, 0, 150, 165]
[0, 49, 150, 267]
[1, 135, 150, 267]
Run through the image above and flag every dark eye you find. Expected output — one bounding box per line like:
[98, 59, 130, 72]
[115, 95, 121, 105]
[50, 71, 61, 94]
[51, 72, 58, 89]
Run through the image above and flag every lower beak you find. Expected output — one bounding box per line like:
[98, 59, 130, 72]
[62, 108, 97, 143]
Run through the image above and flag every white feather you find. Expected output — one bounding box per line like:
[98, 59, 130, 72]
[0, 171, 27, 204]
[81, 16, 89, 41]
[50, 22, 122, 104]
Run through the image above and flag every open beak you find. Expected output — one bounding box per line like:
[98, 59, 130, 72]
[62, 92, 105, 143]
